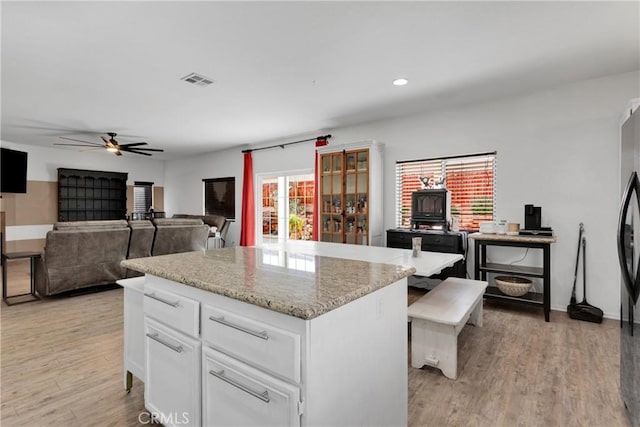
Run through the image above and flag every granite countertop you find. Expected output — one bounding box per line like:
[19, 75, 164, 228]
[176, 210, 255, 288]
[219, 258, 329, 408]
[469, 232, 557, 244]
[122, 247, 415, 320]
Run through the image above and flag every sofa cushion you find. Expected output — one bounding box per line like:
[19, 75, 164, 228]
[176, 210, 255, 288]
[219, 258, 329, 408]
[151, 218, 209, 256]
[127, 220, 155, 259]
[54, 220, 129, 231]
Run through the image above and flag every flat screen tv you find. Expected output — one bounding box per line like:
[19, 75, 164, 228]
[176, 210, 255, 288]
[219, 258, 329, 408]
[1, 148, 28, 193]
[203, 177, 235, 220]
[411, 189, 449, 226]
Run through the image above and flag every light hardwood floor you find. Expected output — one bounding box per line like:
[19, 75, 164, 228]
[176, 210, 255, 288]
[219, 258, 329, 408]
[1, 261, 632, 426]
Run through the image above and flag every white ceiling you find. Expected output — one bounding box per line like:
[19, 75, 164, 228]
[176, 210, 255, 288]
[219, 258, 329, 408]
[2, 1, 638, 160]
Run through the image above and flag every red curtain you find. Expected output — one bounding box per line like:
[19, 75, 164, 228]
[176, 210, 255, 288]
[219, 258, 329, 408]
[240, 151, 255, 246]
[312, 137, 328, 241]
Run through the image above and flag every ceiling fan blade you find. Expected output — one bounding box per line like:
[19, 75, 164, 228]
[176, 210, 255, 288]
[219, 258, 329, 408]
[124, 150, 152, 156]
[118, 142, 148, 148]
[122, 147, 164, 152]
[59, 136, 103, 146]
[54, 143, 99, 147]
[101, 135, 114, 146]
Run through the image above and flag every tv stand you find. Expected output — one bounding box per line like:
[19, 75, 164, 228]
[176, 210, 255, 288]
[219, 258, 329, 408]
[386, 228, 466, 279]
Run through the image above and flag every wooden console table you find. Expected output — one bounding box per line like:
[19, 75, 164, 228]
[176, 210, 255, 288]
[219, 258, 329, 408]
[470, 233, 556, 322]
[2, 251, 41, 305]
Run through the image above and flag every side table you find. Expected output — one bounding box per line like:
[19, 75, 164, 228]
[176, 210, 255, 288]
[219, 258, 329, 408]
[470, 233, 556, 322]
[2, 251, 41, 305]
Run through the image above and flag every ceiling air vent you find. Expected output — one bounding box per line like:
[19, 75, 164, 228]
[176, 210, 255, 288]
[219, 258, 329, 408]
[180, 72, 214, 87]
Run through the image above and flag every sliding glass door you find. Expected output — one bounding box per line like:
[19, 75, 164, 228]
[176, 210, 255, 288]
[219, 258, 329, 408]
[258, 172, 314, 244]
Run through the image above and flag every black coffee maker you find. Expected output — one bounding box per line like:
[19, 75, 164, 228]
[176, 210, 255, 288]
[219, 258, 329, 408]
[524, 204, 541, 230]
[521, 204, 553, 236]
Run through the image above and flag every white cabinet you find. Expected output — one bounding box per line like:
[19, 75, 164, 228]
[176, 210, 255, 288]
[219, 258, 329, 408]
[203, 347, 301, 427]
[145, 318, 201, 427]
[119, 276, 145, 392]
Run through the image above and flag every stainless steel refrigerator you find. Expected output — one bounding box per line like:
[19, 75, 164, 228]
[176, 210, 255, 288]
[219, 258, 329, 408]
[619, 102, 640, 427]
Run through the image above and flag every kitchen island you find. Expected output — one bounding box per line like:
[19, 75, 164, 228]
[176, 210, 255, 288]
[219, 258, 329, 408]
[121, 245, 415, 427]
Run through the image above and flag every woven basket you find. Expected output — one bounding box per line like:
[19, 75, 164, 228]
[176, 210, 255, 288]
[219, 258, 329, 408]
[495, 276, 532, 297]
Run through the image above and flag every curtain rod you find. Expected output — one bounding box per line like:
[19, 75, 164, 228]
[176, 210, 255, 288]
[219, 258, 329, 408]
[396, 150, 497, 165]
[242, 134, 332, 154]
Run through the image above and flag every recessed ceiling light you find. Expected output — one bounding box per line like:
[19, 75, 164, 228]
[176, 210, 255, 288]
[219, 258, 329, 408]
[393, 78, 408, 86]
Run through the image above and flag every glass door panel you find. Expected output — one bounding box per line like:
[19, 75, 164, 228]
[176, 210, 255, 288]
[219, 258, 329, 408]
[357, 173, 367, 193]
[346, 174, 356, 194]
[332, 175, 342, 194]
[357, 151, 368, 170]
[332, 155, 342, 173]
[322, 156, 331, 173]
[259, 173, 314, 244]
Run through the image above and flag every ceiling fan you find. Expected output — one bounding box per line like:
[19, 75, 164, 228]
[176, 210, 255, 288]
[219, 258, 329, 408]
[54, 132, 164, 156]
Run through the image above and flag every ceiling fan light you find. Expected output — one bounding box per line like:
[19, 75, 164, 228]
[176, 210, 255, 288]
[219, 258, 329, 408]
[106, 147, 119, 153]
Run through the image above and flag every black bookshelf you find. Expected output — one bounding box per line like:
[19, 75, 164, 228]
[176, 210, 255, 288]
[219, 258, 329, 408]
[58, 168, 128, 221]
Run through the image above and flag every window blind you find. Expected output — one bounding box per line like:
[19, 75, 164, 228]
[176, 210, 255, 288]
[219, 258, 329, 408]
[395, 153, 496, 230]
[133, 181, 153, 213]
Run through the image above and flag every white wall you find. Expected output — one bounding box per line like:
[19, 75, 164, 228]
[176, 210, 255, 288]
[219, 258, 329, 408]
[1, 140, 165, 184]
[165, 71, 639, 318]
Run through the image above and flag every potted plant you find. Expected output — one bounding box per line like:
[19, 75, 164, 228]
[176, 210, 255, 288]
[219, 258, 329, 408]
[289, 214, 304, 239]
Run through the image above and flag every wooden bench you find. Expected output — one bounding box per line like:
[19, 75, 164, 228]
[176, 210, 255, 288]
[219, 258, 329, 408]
[408, 277, 488, 379]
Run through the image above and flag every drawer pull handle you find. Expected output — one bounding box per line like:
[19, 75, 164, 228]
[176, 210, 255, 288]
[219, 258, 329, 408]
[146, 332, 183, 353]
[209, 369, 270, 403]
[209, 316, 269, 340]
[144, 292, 180, 308]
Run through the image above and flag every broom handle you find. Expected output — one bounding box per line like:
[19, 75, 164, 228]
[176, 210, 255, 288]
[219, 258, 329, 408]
[582, 237, 587, 301]
[571, 223, 584, 300]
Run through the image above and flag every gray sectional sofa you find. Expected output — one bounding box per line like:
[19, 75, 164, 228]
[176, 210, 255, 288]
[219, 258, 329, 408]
[34, 217, 211, 296]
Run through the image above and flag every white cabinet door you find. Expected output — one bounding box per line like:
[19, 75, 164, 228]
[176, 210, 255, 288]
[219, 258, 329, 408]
[203, 347, 301, 427]
[120, 277, 145, 389]
[145, 318, 201, 427]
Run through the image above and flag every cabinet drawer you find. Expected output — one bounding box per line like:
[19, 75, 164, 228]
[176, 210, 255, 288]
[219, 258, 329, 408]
[201, 305, 301, 383]
[143, 286, 199, 338]
[203, 347, 301, 427]
[387, 231, 461, 253]
[387, 233, 411, 249]
[145, 319, 201, 427]
[423, 236, 458, 252]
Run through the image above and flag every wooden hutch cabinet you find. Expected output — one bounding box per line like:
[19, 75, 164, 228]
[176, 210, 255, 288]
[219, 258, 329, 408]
[317, 141, 383, 246]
